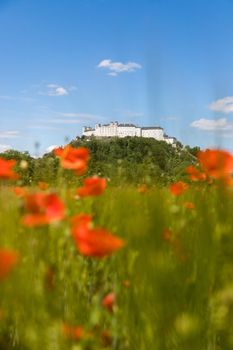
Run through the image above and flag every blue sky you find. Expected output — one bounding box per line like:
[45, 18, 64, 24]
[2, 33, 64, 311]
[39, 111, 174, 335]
[1, 0, 233, 154]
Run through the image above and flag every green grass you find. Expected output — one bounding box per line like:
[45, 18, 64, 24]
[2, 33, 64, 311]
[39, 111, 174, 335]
[0, 182, 233, 349]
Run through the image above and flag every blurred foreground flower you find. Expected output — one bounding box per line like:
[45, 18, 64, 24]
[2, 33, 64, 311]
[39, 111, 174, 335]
[0, 158, 19, 180]
[122, 279, 131, 288]
[22, 192, 65, 227]
[62, 324, 92, 341]
[71, 214, 124, 258]
[19, 160, 28, 170]
[183, 201, 195, 210]
[162, 228, 173, 241]
[76, 177, 106, 197]
[169, 181, 188, 196]
[186, 149, 233, 186]
[54, 145, 89, 175]
[197, 149, 233, 179]
[38, 181, 49, 191]
[0, 249, 19, 281]
[101, 330, 113, 347]
[138, 184, 148, 194]
[186, 165, 206, 181]
[102, 292, 116, 312]
[13, 186, 28, 197]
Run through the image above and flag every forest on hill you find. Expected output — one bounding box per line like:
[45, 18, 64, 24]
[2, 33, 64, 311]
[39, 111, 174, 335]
[0, 137, 200, 186]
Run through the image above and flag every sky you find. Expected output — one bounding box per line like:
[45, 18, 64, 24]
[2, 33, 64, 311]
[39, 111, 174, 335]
[1, 0, 233, 155]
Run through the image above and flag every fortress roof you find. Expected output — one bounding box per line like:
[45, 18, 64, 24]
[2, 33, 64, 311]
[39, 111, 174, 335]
[141, 127, 163, 130]
[118, 123, 136, 127]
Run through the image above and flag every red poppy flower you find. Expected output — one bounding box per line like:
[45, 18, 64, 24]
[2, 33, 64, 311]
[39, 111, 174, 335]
[71, 215, 124, 258]
[13, 186, 28, 197]
[186, 165, 206, 181]
[101, 330, 113, 347]
[38, 181, 49, 191]
[71, 213, 93, 227]
[62, 324, 92, 341]
[0, 249, 19, 281]
[22, 192, 65, 227]
[183, 201, 195, 210]
[162, 228, 173, 242]
[76, 177, 107, 197]
[137, 184, 148, 194]
[169, 181, 188, 196]
[54, 145, 89, 175]
[0, 158, 19, 180]
[197, 149, 233, 179]
[102, 292, 116, 312]
[122, 280, 130, 288]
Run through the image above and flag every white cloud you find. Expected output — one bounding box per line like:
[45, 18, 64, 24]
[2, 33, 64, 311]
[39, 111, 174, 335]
[190, 118, 233, 131]
[46, 145, 58, 153]
[46, 84, 68, 96]
[0, 144, 12, 152]
[209, 97, 233, 113]
[97, 59, 142, 76]
[0, 130, 20, 138]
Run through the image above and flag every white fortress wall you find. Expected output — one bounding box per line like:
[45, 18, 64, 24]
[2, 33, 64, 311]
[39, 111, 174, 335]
[117, 125, 138, 137]
[94, 122, 118, 137]
[165, 137, 176, 145]
[141, 128, 164, 140]
[135, 127, 142, 137]
[82, 127, 95, 137]
[82, 122, 176, 144]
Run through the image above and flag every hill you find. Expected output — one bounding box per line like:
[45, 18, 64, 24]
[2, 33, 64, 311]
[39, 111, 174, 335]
[0, 137, 199, 186]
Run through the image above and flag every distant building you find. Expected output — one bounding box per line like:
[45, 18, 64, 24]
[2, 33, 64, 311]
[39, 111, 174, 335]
[82, 121, 177, 145]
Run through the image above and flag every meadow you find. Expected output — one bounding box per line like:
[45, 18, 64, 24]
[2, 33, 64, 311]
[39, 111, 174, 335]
[0, 146, 233, 350]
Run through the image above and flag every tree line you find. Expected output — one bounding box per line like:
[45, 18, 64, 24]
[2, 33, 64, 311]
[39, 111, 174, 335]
[0, 137, 200, 186]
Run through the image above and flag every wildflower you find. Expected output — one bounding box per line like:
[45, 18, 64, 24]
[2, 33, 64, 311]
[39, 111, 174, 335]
[13, 186, 28, 197]
[0, 249, 19, 281]
[38, 181, 49, 191]
[0, 158, 19, 180]
[162, 228, 173, 241]
[72, 213, 93, 227]
[71, 214, 124, 258]
[183, 201, 195, 210]
[62, 324, 92, 341]
[102, 292, 116, 312]
[186, 165, 206, 181]
[169, 181, 188, 196]
[76, 177, 107, 197]
[122, 280, 130, 288]
[22, 192, 65, 227]
[197, 149, 233, 179]
[162, 229, 187, 261]
[19, 160, 28, 169]
[101, 330, 112, 347]
[138, 184, 148, 194]
[54, 145, 89, 175]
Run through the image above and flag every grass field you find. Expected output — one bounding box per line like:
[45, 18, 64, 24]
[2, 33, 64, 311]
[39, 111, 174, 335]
[0, 148, 233, 350]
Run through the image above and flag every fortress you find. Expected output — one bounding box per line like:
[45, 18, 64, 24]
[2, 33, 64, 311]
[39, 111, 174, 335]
[82, 122, 177, 145]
